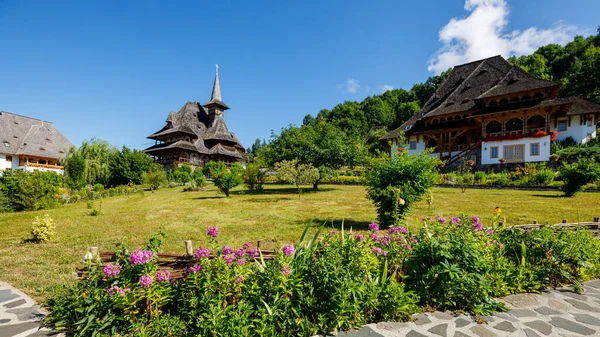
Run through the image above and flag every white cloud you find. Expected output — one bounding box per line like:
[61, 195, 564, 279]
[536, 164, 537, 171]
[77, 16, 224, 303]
[338, 78, 361, 94]
[380, 84, 394, 93]
[428, 0, 579, 74]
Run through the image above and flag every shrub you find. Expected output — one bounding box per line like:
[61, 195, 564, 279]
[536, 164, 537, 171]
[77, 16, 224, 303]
[474, 171, 487, 184]
[169, 164, 193, 183]
[93, 183, 104, 192]
[212, 169, 243, 197]
[275, 160, 320, 199]
[488, 172, 510, 186]
[203, 161, 227, 179]
[559, 157, 600, 196]
[31, 214, 56, 242]
[462, 173, 475, 185]
[0, 190, 10, 213]
[142, 165, 168, 190]
[243, 163, 265, 191]
[366, 150, 440, 226]
[0, 170, 62, 211]
[193, 171, 208, 188]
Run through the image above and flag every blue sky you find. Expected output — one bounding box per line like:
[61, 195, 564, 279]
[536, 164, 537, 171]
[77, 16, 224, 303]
[0, 0, 598, 150]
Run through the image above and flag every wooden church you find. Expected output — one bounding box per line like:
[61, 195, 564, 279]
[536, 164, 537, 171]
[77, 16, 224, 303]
[145, 67, 247, 167]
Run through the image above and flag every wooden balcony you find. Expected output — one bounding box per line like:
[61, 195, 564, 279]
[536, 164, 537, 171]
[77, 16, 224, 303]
[21, 162, 64, 170]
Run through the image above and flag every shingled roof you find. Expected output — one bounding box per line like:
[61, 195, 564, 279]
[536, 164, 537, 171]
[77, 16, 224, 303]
[0, 111, 73, 159]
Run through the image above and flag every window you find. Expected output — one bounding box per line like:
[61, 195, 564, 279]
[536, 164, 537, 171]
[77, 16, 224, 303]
[3, 141, 9, 147]
[503, 144, 525, 163]
[409, 141, 417, 150]
[490, 147, 499, 159]
[558, 120, 567, 132]
[530, 143, 540, 156]
[6, 156, 12, 162]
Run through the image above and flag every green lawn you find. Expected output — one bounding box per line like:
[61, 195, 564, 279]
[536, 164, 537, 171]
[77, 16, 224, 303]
[0, 184, 599, 302]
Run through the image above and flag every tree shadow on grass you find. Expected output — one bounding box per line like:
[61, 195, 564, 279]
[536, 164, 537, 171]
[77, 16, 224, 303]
[231, 187, 335, 196]
[532, 194, 567, 198]
[309, 218, 373, 231]
[245, 197, 293, 202]
[193, 196, 225, 200]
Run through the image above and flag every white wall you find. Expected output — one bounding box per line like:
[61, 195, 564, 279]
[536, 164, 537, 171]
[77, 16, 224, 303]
[550, 115, 597, 144]
[19, 165, 64, 174]
[481, 135, 550, 165]
[0, 154, 9, 171]
[391, 136, 427, 158]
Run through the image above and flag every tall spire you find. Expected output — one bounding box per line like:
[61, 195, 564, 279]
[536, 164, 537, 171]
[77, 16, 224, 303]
[211, 64, 222, 102]
[204, 64, 229, 111]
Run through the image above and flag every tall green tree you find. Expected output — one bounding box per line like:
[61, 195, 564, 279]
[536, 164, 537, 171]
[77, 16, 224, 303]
[109, 146, 154, 186]
[64, 138, 116, 188]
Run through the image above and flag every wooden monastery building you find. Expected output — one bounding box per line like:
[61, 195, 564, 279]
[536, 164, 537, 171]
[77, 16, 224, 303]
[0, 111, 73, 174]
[382, 55, 600, 165]
[145, 68, 247, 167]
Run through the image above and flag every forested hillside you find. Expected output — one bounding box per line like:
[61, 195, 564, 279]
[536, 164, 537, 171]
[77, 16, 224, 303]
[252, 30, 600, 158]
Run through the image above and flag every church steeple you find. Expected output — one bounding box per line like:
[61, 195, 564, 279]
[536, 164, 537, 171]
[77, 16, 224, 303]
[203, 64, 230, 112]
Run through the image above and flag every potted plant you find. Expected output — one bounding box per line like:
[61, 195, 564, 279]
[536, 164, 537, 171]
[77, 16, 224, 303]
[499, 158, 507, 164]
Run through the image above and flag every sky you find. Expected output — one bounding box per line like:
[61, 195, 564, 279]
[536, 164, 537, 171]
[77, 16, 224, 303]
[0, 0, 598, 150]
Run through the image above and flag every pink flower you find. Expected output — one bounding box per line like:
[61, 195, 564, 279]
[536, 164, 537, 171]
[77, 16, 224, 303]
[155, 270, 170, 281]
[222, 245, 233, 255]
[236, 258, 246, 265]
[103, 263, 121, 278]
[106, 285, 126, 297]
[380, 235, 391, 247]
[130, 250, 154, 265]
[194, 247, 211, 259]
[499, 244, 505, 249]
[487, 229, 494, 235]
[437, 215, 447, 224]
[330, 230, 337, 235]
[281, 265, 292, 275]
[451, 217, 460, 225]
[354, 234, 364, 241]
[235, 249, 246, 257]
[410, 235, 418, 243]
[281, 244, 295, 256]
[234, 274, 245, 283]
[186, 264, 203, 273]
[242, 242, 253, 249]
[223, 255, 235, 264]
[372, 232, 379, 242]
[248, 248, 260, 259]
[371, 247, 383, 255]
[368, 223, 379, 231]
[207, 226, 220, 238]
[486, 242, 491, 247]
[139, 274, 153, 288]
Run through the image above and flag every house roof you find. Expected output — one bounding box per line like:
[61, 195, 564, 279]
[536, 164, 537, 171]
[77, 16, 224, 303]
[203, 69, 230, 110]
[208, 143, 244, 159]
[478, 66, 558, 99]
[0, 111, 73, 159]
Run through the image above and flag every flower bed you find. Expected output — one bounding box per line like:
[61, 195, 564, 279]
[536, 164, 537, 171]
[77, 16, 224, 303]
[46, 215, 600, 336]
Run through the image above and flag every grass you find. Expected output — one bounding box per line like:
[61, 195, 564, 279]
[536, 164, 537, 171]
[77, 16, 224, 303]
[0, 184, 599, 302]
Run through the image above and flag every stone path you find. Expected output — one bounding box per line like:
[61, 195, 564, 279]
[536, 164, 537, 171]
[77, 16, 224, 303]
[2, 280, 600, 336]
[328, 280, 600, 337]
[0, 282, 62, 337]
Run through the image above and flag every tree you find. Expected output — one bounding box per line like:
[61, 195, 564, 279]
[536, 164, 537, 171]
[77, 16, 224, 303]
[64, 138, 116, 188]
[366, 150, 440, 226]
[562, 45, 600, 104]
[263, 122, 366, 190]
[141, 164, 168, 190]
[212, 169, 243, 197]
[247, 139, 267, 155]
[275, 160, 319, 199]
[243, 163, 266, 191]
[203, 161, 227, 179]
[559, 157, 600, 197]
[109, 146, 154, 186]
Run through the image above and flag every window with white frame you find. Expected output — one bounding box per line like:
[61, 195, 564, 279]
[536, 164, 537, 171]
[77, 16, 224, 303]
[558, 120, 567, 132]
[490, 146, 499, 159]
[530, 143, 540, 156]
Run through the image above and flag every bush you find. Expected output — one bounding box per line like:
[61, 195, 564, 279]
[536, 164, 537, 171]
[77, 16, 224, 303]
[193, 171, 208, 188]
[93, 183, 104, 192]
[461, 173, 475, 185]
[169, 165, 193, 183]
[0, 170, 62, 211]
[142, 164, 168, 190]
[31, 214, 56, 243]
[559, 157, 600, 196]
[474, 171, 487, 184]
[203, 161, 227, 179]
[243, 163, 266, 191]
[366, 150, 440, 226]
[212, 169, 243, 197]
[488, 172, 510, 186]
[275, 160, 320, 198]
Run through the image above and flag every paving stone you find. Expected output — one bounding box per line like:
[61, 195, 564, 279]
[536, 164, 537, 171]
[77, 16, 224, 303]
[428, 323, 448, 337]
[534, 306, 561, 315]
[494, 312, 519, 322]
[470, 325, 497, 337]
[26, 330, 63, 337]
[549, 317, 596, 336]
[454, 318, 472, 328]
[557, 290, 588, 301]
[453, 332, 470, 337]
[0, 318, 10, 324]
[3, 298, 26, 309]
[0, 291, 20, 304]
[503, 293, 539, 308]
[547, 298, 569, 311]
[572, 313, 600, 327]
[5, 307, 45, 322]
[0, 322, 41, 337]
[564, 299, 600, 313]
[433, 311, 454, 320]
[335, 326, 385, 337]
[585, 280, 600, 289]
[523, 328, 542, 337]
[480, 315, 495, 323]
[493, 321, 517, 333]
[508, 309, 538, 318]
[406, 331, 428, 337]
[524, 321, 553, 335]
[584, 285, 600, 293]
[412, 314, 432, 325]
[375, 322, 409, 330]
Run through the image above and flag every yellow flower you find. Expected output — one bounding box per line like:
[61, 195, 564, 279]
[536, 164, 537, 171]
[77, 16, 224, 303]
[493, 207, 502, 216]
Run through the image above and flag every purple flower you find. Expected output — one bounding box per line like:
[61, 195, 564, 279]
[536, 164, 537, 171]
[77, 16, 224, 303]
[281, 265, 292, 275]
[194, 247, 211, 259]
[372, 232, 379, 242]
[281, 244, 295, 256]
[236, 258, 246, 265]
[410, 235, 418, 243]
[187, 264, 203, 273]
[155, 270, 170, 281]
[222, 245, 233, 255]
[380, 235, 391, 247]
[139, 274, 153, 288]
[401, 244, 412, 251]
[368, 223, 379, 231]
[486, 242, 491, 247]
[234, 274, 245, 283]
[492, 240, 497, 244]
[487, 229, 494, 235]
[223, 255, 235, 264]
[235, 249, 246, 257]
[242, 242, 253, 249]
[389, 226, 408, 234]
[472, 223, 483, 231]
[383, 250, 389, 256]
[471, 216, 480, 225]
[499, 243, 505, 249]
[248, 248, 260, 259]
[207, 226, 220, 238]
[130, 250, 154, 265]
[437, 215, 447, 224]
[371, 247, 383, 255]
[354, 234, 364, 241]
[103, 263, 121, 278]
[330, 230, 338, 235]
[451, 217, 460, 225]
[106, 286, 126, 297]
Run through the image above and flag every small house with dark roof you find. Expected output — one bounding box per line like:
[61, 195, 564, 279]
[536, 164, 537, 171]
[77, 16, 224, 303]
[145, 67, 247, 167]
[382, 55, 600, 165]
[0, 111, 73, 174]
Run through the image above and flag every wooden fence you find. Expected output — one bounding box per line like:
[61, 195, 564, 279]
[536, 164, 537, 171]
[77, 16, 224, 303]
[76, 218, 600, 280]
